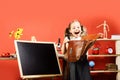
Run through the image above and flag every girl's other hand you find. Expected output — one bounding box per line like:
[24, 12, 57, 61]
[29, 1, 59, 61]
[63, 37, 70, 44]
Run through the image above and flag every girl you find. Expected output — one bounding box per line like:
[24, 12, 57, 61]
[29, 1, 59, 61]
[61, 20, 92, 80]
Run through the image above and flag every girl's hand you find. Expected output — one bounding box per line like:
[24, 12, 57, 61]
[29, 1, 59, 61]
[63, 37, 70, 44]
[61, 37, 70, 61]
[64, 53, 68, 61]
[98, 33, 104, 38]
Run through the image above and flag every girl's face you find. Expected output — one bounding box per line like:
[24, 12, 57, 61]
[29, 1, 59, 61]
[69, 21, 82, 37]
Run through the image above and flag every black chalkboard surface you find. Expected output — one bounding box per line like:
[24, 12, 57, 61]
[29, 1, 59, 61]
[14, 40, 62, 79]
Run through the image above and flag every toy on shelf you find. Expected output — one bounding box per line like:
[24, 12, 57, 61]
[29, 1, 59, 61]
[31, 36, 37, 42]
[92, 47, 99, 55]
[0, 52, 16, 58]
[56, 38, 61, 51]
[89, 60, 95, 70]
[9, 28, 23, 40]
[96, 20, 110, 39]
[0, 52, 10, 57]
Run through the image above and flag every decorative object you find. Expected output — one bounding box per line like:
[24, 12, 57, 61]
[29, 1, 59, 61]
[96, 20, 110, 39]
[92, 47, 99, 55]
[31, 36, 37, 41]
[9, 28, 23, 40]
[89, 60, 95, 70]
[0, 52, 10, 57]
[106, 63, 118, 70]
[91, 42, 100, 55]
[56, 38, 61, 51]
[106, 47, 113, 54]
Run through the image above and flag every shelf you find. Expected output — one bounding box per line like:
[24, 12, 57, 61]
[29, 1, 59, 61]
[88, 54, 120, 57]
[0, 57, 17, 60]
[90, 70, 120, 73]
[97, 39, 120, 41]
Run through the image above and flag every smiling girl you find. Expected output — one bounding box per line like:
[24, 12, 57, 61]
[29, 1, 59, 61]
[61, 20, 92, 80]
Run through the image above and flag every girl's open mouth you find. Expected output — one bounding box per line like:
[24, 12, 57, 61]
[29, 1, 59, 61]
[74, 32, 80, 34]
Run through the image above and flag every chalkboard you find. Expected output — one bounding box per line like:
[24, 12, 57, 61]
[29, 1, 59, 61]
[14, 40, 62, 79]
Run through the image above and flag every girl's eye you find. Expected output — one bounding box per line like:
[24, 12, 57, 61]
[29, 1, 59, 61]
[72, 27, 75, 29]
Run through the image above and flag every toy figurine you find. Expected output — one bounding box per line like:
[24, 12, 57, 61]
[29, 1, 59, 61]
[31, 36, 37, 41]
[89, 60, 95, 70]
[96, 20, 110, 39]
[9, 28, 23, 40]
[14, 28, 23, 39]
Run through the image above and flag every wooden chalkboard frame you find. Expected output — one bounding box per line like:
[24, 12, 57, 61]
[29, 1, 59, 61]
[14, 40, 62, 79]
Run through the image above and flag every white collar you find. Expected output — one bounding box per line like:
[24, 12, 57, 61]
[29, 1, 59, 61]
[70, 37, 81, 40]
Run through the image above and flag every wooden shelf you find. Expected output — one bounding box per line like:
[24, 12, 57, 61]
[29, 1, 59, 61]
[88, 54, 120, 57]
[90, 70, 120, 73]
[97, 39, 120, 41]
[0, 57, 17, 60]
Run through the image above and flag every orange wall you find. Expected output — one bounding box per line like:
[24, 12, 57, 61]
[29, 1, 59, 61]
[0, 0, 120, 80]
